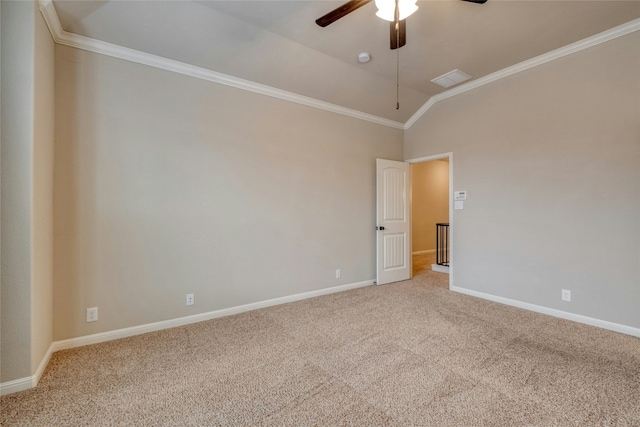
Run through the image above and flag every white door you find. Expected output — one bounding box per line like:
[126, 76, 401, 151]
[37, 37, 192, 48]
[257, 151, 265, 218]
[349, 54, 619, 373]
[376, 159, 411, 285]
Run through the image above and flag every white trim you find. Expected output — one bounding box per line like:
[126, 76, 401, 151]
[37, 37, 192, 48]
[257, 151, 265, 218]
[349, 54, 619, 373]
[51, 279, 373, 352]
[406, 152, 454, 291]
[5, 278, 639, 395]
[37, 0, 639, 131]
[431, 264, 449, 274]
[33, 344, 54, 386]
[412, 249, 435, 255]
[406, 153, 452, 164]
[38, 0, 63, 42]
[0, 376, 37, 396]
[404, 98, 436, 131]
[1, 279, 373, 395]
[451, 286, 640, 338]
[0, 345, 54, 396]
[404, 18, 640, 129]
[36, 0, 403, 130]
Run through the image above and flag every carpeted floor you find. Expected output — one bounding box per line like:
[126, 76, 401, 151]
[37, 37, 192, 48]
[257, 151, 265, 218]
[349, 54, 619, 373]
[2, 254, 639, 426]
[412, 252, 448, 287]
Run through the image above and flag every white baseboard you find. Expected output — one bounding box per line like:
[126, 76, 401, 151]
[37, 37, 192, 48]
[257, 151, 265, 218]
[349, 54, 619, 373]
[0, 344, 54, 396]
[1, 279, 373, 395]
[7, 280, 635, 396]
[0, 376, 37, 396]
[450, 286, 640, 338]
[51, 279, 373, 352]
[431, 264, 450, 274]
[412, 249, 436, 255]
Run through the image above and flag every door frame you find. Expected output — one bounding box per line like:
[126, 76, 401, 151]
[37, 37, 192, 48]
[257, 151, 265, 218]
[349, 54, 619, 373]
[406, 152, 453, 290]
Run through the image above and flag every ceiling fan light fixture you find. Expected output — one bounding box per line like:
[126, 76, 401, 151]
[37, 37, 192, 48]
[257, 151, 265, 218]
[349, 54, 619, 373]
[375, 0, 418, 21]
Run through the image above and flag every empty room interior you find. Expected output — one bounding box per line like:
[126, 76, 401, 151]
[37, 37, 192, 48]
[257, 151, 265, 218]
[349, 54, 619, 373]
[1, 0, 639, 424]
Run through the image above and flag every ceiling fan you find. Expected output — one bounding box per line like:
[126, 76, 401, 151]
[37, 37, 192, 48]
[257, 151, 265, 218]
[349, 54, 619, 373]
[316, 0, 487, 50]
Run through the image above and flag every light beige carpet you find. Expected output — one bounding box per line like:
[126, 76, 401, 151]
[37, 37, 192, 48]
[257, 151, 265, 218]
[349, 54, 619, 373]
[2, 256, 639, 426]
[412, 252, 448, 288]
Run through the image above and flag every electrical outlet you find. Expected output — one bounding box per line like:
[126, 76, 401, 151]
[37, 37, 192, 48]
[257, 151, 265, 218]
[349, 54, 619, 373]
[186, 293, 194, 306]
[561, 289, 571, 302]
[86, 307, 98, 322]
[336, 269, 341, 279]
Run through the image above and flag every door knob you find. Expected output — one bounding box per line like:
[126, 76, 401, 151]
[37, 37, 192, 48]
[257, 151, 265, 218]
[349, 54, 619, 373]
[376, 226, 385, 230]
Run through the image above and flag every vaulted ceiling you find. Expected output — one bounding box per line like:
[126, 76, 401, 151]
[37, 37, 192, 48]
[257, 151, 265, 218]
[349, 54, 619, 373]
[51, 1, 640, 123]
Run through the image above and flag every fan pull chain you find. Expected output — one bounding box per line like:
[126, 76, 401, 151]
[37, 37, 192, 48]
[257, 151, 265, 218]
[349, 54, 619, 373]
[396, 44, 400, 110]
[395, 0, 400, 110]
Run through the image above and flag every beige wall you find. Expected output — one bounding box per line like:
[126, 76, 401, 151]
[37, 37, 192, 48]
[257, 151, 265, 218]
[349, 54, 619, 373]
[1, 0, 34, 383]
[31, 2, 55, 376]
[411, 161, 449, 253]
[0, 1, 55, 383]
[405, 33, 640, 328]
[5, 5, 638, 386]
[53, 45, 403, 340]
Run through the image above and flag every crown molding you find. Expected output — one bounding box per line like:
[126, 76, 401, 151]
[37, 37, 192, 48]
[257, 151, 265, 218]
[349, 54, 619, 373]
[38, 0, 64, 42]
[37, 0, 404, 130]
[404, 18, 640, 130]
[38, 1, 639, 131]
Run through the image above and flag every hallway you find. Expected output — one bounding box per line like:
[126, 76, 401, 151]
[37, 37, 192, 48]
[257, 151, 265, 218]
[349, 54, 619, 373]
[412, 253, 449, 289]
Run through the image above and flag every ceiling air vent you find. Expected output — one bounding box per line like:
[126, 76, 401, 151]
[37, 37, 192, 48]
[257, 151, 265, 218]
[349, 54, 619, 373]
[431, 69, 471, 89]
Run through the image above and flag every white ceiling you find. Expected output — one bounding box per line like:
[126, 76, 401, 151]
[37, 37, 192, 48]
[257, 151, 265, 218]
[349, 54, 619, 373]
[51, 0, 640, 123]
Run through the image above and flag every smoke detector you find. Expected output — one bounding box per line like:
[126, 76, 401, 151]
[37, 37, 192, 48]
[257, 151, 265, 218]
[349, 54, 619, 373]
[358, 52, 371, 64]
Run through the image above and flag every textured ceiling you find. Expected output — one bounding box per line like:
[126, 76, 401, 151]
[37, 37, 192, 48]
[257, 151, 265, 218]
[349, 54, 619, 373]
[52, 0, 640, 123]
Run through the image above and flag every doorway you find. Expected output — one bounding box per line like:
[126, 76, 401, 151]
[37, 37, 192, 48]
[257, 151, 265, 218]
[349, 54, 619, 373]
[409, 154, 452, 289]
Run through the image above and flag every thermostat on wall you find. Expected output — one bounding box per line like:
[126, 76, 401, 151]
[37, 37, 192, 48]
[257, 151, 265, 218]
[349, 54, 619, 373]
[454, 191, 467, 201]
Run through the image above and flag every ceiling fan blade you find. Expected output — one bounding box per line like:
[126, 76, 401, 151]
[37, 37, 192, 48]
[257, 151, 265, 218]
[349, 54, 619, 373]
[390, 19, 406, 50]
[316, 0, 373, 27]
[460, 0, 488, 3]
